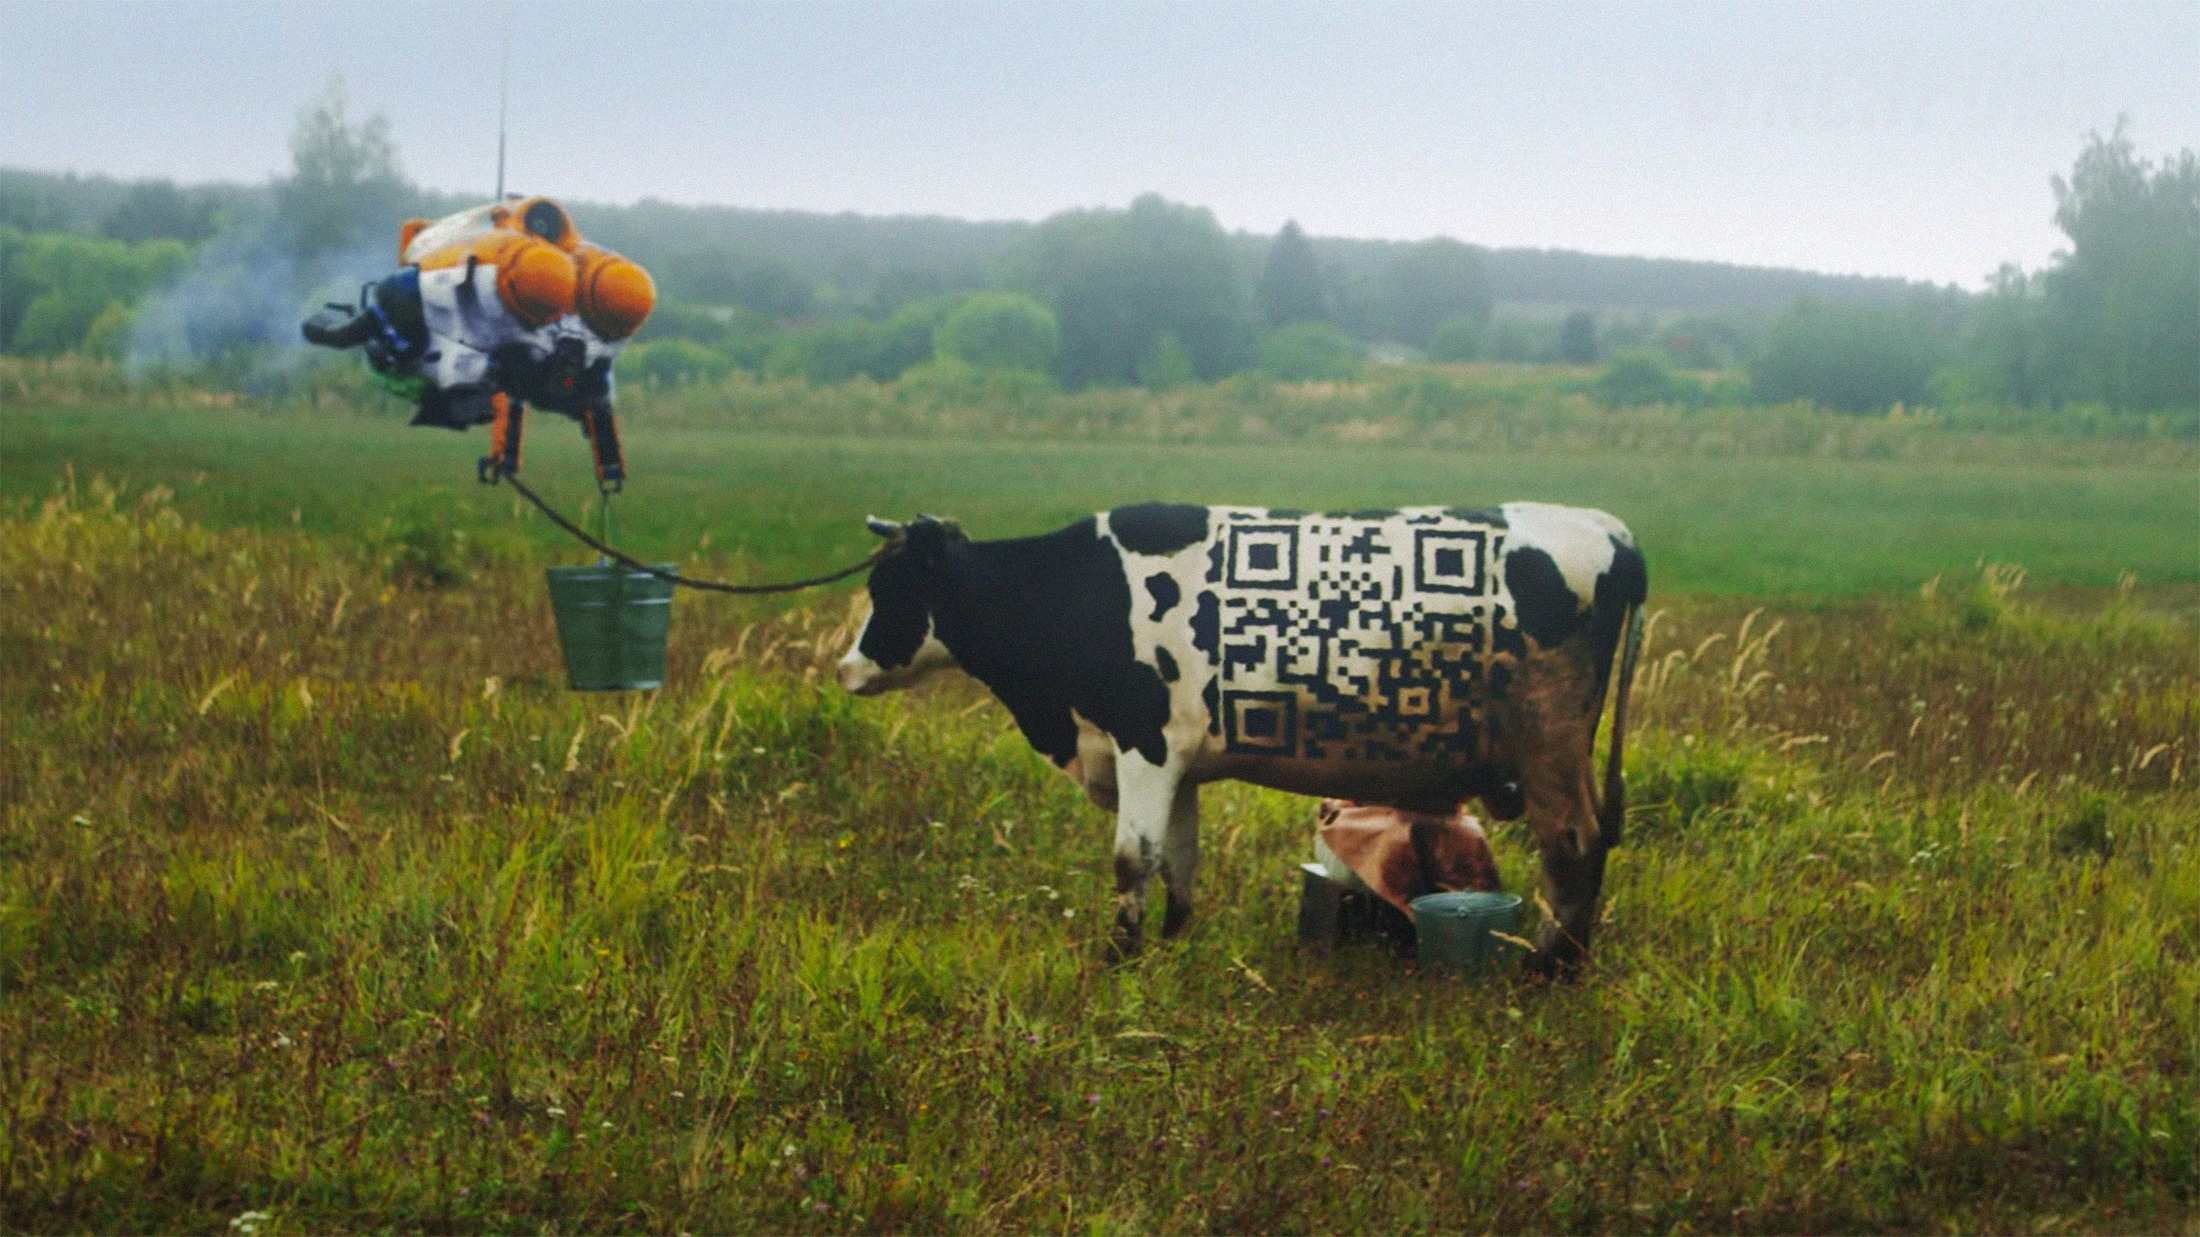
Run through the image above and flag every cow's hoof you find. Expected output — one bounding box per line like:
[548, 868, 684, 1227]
[1160, 897, 1193, 940]
[1103, 914, 1143, 967]
[1525, 924, 1586, 980]
[1522, 949, 1575, 982]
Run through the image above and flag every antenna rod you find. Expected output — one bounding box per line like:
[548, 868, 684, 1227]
[495, 10, 511, 198]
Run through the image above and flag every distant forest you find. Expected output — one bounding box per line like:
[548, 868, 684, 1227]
[3, 89, 2190, 415]
[0, 165, 1936, 318]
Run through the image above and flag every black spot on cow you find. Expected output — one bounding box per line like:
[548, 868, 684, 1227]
[1445, 506, 1507, 527]
[1325, 507, 1398, 519]
[1504, 546, 1585, 648]
[1190, 590, 1220, 660]
[1154, 646, 1180, 682]
[1144, 572, 1181, 621]
[1586, 536, 1648, 692]
[877, 516, 1174, 768]
[1201, 677, 1220, 734]
[1205, 541, 1224, 583]
[1109, 503, 1209, 556]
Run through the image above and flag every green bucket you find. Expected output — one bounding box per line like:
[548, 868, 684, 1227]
[1411, 891, 1525, 976]
[545, 563, 676, 691]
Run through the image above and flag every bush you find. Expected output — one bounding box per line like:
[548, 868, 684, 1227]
[1424, 315, 1481, 362]
[997, 194, 1254, 387]
[1750, 300, 1945, 413]
[0, 227, 189, 355]
[933, 293, 1059, 372]
[1258, 322, 1361, 381]
[1595, 348, 1690, 407]
[616, 339, 731, 387]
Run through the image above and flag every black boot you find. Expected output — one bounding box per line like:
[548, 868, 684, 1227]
[301, 303, 381, 349]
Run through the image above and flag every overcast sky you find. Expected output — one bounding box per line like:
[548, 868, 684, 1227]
[3, 0, 2193, 286]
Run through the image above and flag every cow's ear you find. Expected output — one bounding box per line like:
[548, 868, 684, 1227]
[866, 516, 904, 539]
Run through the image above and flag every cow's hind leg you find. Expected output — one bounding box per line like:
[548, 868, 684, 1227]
[1520, 754, 1609, 980]
[1158, 780, 1199, 938]
[1107, 755, 1184, 964]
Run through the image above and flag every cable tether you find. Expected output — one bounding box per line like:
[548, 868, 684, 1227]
[503, 474, 886, 595]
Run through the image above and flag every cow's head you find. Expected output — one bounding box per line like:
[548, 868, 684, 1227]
[837, 515, 963, 696]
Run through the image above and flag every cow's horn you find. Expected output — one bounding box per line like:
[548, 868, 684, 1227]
[865, 516, 904, 539]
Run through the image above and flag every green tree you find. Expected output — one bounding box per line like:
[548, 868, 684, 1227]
[615, 338, 732, 387]
[1425, 315, 1481, 362]
[2038, 122, 2199, 410]
[1936, 265, 2052, 405]
[1378, 238, 1489, 347]
[1259, 322, 1361, 381]
[934, 293, 1059, 372]
[1750, 300, 1943, 412]
[1257, 220, 1325, 326]
[276, 76, 407, 257]
[101, 181, 218, 244]
[1557, 310, 1598, 364]
[0, 227, 189, 354]
[1594, 349, 1694, 406]
[996, 194, 1254, 387]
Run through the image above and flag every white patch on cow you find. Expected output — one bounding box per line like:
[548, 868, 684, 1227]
[836, 616, 954, 696]
[1501, 501, 1630, 610]
[1097, 511, 1219, 760]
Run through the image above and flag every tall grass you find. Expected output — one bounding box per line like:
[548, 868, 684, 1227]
[7, 355, 2194, 468]
[2, 481, 2193, 1232]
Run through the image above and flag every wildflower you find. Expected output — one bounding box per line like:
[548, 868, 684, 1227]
[547, 1106, 567, 1117]
[1087, 1093, 1101, 1104]
[229, 1211, 271, 1235]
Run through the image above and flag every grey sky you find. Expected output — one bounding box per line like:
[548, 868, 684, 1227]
[3, 0, 2193, 287]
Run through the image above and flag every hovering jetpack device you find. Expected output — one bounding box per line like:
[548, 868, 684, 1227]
[302, 196, 655, 491]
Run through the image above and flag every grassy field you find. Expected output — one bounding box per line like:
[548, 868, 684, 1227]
[4, 379, 2197, 599]
[3, 373, 2198, 1232]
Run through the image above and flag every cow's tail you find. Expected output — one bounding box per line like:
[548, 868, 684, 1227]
[1596, 602, 1646, 848]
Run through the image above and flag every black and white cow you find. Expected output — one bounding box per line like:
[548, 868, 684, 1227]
[837, 502, 1647, 975]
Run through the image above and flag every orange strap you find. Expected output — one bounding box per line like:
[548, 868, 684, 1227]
[580, 406, 625, 492]
[481, 392, 524, 481]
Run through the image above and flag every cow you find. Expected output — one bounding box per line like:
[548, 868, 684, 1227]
[836, 502, 1647, 977]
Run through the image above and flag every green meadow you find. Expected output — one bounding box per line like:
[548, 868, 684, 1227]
[4, 376, 2195, 599]
[2, 367, 2196, 1233]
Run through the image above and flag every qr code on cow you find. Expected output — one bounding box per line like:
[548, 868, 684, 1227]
[1213, 512, 1506, 763]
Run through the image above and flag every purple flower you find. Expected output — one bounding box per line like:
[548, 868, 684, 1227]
[1087, 1093, 1101, 1104]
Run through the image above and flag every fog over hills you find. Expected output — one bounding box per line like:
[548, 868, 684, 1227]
[0, 167, 1942, 319]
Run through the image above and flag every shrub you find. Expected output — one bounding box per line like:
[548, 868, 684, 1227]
[1424, 315, 1481, 362]
[1750, 300, 1944, 413]
[1595, 348, 1688, 407]
[1258, 322, 1361, 382]
[615, 338, 731, 387]
[933, 293, 1059, 372]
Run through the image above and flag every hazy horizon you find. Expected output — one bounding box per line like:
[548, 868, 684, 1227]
[3, 0, 2194, 289]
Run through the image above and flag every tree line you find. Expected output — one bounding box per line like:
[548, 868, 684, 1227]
[0, 81, 2190, 412]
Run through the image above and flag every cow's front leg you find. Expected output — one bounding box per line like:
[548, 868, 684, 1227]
[1107, 753, 1184, 964]
[1158, 779, 1199, 938]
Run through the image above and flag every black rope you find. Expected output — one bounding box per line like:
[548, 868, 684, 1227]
[504, 474, 886, 595]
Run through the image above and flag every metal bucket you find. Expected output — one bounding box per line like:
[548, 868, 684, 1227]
[544, 563, 675, 691]
[1410, 890, 1525, 976]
